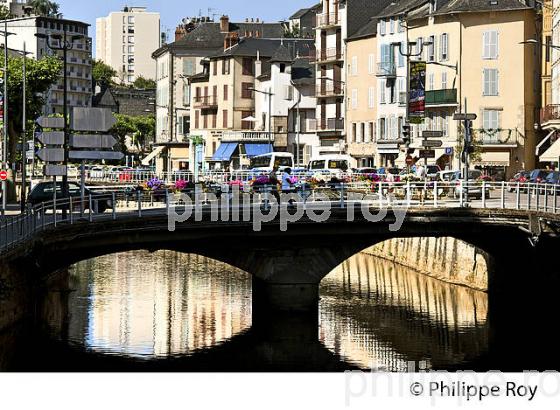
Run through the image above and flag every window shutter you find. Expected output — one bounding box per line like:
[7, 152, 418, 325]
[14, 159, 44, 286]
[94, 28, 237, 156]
[483, 31, 488, 59]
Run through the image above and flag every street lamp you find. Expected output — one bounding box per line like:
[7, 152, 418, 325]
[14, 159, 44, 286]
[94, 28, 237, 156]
[520, 38, 560, 50]
[248, 87, 274, 145]
[35, 30, 84, 211]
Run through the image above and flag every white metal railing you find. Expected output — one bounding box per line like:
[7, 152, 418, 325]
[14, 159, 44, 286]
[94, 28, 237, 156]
[2, 181, 560, 252]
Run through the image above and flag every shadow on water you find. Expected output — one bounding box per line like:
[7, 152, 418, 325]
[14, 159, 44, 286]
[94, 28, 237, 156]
[0, 250, 492, 372]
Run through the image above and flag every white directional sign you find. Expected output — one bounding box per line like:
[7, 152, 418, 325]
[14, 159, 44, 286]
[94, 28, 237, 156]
[44, 165, 67, 177]
[453, 113, 478, 121]
[36, 116, 65, 129]
[37, 131, 65, 145]
[71, 107, 117, 132]
[69, 151, 124, 161]
[422, 131, 444, 138]
[37, 148, 65, 162]
[423, 139, 443, 148]
[70, 134, 118, 149]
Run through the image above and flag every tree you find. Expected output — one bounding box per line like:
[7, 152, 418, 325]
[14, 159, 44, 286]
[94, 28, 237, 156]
[283, 22, 301, 38]
[29, 0, 60, 17]
[132, 76, 156, 90]
[92, 59, 117, 87]
[110, 114, 155, 154]
[2, 52, 63, 164]
[0, 5, 12, 19]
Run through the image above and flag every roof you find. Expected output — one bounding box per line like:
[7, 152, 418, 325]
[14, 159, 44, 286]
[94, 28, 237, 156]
[291, 57, 315, 86]
[346, 18, 377, 41]
[152, 20, 285, 58]
[289, 3, 321, 19]
[217, 37, 314, 60]
[270, 44, 294, 63]
[345, 0, 397, 38]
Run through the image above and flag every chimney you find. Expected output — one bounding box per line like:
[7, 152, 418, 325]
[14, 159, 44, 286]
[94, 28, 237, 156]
[175, 26, 186, 41]
[224, 32, 239, 50]
[255, 50, 262, 77]
[220, 15, 229, 33]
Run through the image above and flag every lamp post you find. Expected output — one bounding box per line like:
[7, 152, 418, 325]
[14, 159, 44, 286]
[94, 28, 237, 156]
[248, 87, 274, 145]
[36, 29, 84, 215]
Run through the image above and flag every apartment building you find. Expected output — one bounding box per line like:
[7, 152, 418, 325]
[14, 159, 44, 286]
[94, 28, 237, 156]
[149, 16, 285, 173]
[371, 0, 538, 178]
[3, 16, 93, 115]
[189, 37, 314, 171]
[314, 0, 380, 158]
[96, 7, 160, 85]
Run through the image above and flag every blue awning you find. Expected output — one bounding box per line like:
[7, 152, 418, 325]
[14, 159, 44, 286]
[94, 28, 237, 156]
[245, 143, 273, 158]
[212, 143, 238, 161]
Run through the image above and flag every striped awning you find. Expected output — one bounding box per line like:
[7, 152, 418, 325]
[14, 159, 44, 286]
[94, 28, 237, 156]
[541, 138, 560, 163]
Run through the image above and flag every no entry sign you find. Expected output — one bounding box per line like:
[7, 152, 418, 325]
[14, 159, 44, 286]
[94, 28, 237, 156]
[0, 170, 7, 181]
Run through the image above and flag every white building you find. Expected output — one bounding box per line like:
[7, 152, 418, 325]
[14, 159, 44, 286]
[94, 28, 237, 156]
[2, 16, 93, 114]
[96, 6, 160, 84]
[254, 44, 318, 166]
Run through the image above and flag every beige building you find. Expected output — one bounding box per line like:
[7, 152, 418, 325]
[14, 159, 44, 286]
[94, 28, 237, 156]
[374, 0, 538, 178]
[345, 19, 377, 167]
[96, 6, 160, 84]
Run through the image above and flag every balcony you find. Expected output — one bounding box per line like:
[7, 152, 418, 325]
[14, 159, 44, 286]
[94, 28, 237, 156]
[316, 12, 341, 28]
[425, 89, 458, 106]
[193, 95, 218, 110]
[315, 47, 343, 63]
[222, 131, 272, 142]
[316, 84, 344, 98]
[541, 105, 560, 129]
[376, 62, 396, 78]
[309, 118, 344, 133]
[477, 129, 519, 147]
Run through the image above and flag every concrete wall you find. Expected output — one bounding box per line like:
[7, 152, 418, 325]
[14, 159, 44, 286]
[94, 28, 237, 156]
[364, 237, 488, 291]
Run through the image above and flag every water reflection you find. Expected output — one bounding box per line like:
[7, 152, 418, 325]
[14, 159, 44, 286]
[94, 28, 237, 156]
[67, 251, 252, 358]
[319, 254, 488, 371]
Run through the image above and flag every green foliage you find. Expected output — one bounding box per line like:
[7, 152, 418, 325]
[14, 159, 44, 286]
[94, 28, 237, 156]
[189, 135, 204, 146]
[29, 0, 60, 17]
[110, 114, 155, 153]
[92, 59, 117, 87]
[283, 22, 301, 38]
[0, 5, 12, 19]
[455, 127, 483, 163]
[132, 76, 156, 90]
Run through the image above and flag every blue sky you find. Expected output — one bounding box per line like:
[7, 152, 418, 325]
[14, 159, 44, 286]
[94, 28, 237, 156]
[57, 0, 312, 56]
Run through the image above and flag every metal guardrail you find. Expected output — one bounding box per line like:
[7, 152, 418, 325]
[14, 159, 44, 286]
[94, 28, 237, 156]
[2, 181, 560, 252]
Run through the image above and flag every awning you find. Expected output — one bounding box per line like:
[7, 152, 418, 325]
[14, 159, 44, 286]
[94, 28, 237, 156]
[476, 152, 511, 167]
[541, 138, 560, 163]
[244, 143, 273, 158]
[141, 146, 165, 166]
[536, 130, 556, 156]
[211, 143, 238, 162]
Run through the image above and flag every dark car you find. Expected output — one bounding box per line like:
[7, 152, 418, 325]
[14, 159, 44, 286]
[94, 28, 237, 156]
[507, 171, 529, 192]
[528, 169, 549, 184]
[28, 182, 113, 213]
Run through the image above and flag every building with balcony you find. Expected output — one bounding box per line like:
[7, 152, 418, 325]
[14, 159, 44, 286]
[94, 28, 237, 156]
[2, 16, 93, 115]
[96, 6, 161, 85]
[189, 37, 314, 171]
[371, 0, 538, 178]
[149, 15, 285, 173]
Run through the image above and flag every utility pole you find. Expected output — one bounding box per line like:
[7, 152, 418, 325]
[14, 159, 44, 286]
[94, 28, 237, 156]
[20, 42, 27, 213]
[2, 19, 9, 215]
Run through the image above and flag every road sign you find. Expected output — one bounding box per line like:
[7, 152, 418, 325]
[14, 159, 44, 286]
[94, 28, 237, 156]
[422, 130, 444, 138]
[44, 165, 67, 177]
[445, 147, 454, 156]
[37, 131, 65, 145]
[422, 139, 443, 148]
[70, 134, 118, 149]
[0, 170, 7, 181]
[36, 148, 65, 162]
[71, 107, 117, 132]
[453, 113, 477, 121]
[419, 149, 436, 159]
[69, 151, 124, 161]
[36, 116, 65, 129]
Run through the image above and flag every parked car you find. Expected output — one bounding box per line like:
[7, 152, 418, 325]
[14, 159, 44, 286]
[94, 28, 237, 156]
[28, 182, 113, 213]
[507, 171, 529, 191]
[425, 165, 442, 180]
[528, 169, 549, 184]
[450, 170, 491, 199]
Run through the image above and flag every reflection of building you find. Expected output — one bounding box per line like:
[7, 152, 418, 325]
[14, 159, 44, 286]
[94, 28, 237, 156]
[69, 251, 252, 358]
[320, 253, 488, 370]
[96, 6, 161, 84]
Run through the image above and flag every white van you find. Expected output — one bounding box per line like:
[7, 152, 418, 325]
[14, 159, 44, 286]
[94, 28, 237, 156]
[308, 155, 353, 175]
[249, 152, 294, 173]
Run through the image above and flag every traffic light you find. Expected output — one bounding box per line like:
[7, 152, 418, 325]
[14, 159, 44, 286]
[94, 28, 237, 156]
[402, 124, 412, 146]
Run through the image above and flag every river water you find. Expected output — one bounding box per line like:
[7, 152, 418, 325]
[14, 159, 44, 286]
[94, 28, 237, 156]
[0, 250, 489, 371]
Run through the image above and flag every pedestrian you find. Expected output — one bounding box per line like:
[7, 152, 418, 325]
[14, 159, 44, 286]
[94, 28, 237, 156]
[282, 168, 295, 193]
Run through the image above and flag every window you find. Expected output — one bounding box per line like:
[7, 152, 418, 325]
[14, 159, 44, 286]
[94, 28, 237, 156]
[360, 123, 365, 143]
[369, 122, 375, 142]
[441, 72, 448, 89]
[389, 18, 395, 34]
[442, 114, 449, 137]
[379, 80, 386, 104]
[128, 64, 135, 72]
[241, 82, 253, 99]
[364, 123, 370, 142]
[398, 42, 405, 67]
[483, 68, 499, 96]
[128, 16, 135, 24]
[242, 58, 253, 76]
[368, 86, 375, 109]
[128, 36, 135, 43]
[285, 85, 293, 100]
[483, 30, 499, 59]
[441, 33, 449, 61]
[212, 113, 217, 128]
[128, 45, 134, 53]
[352, 123, 357, 142]
[368, 54, 375, 74]
[213, 60, 218, 76]
[428, 73, 434, 91]
[183, 84, 190, 106]
[241, 111, 254, 130]
[416, 38, 423, 60]
[379, 118, 386, 139]
[223, 110, 228, 128]
[483, 110, 500, 130]
[351, 89, 358, 109]
[195, 110, 199, 129]
[351, 56, 358, 76]
[223, 85, 228, 101]
[183, 59, 195, 76]
[222, 59, 231, 75]
[428, 35, 435, 62]
[380, 20, 386, 36]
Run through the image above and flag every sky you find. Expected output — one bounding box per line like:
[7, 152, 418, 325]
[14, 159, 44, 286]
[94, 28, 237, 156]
[56, 0, 313, 56]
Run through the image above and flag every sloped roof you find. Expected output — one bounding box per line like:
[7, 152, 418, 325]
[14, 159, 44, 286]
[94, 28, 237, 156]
[218, 37, 314, 59]
[270, 44, 294, 63]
